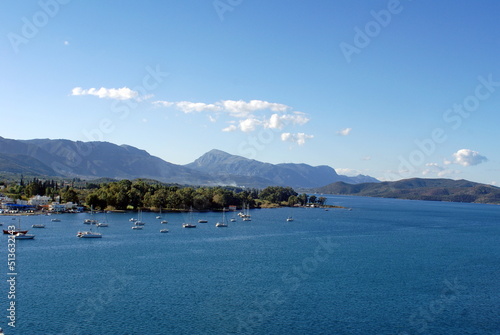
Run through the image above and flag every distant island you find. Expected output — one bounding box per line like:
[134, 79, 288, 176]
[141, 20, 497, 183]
[313, 178, 500, 205]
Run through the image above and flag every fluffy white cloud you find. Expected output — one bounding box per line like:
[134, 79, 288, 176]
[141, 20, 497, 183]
[451, 149, 488, 166]
[175, 101, 222, 113]
[337, 128, 352, 136]
[265, 113, 309, 129]
[239, 118, 263, 132]
[71, 87, 139, 100]
[222, 125, 237, 132]
[221, 99, 290, 118]
[281, 132, 314, 145]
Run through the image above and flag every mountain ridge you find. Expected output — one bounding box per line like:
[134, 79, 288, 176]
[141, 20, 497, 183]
[0, 137, 377, 187]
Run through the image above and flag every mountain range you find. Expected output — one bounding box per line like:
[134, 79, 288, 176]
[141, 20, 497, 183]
[314, 178, 500, 204]
[0, 137, 378, 188]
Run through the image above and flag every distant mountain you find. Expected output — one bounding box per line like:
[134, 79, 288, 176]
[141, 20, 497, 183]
[0, 153, 57, 176]
[0, 137, 378, 188]
[185, 149, 379, 188]
[0, 137, 208, 185]
[314, 178, 500, 204]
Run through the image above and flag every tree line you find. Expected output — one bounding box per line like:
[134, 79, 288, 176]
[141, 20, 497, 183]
[1, 178, 327, 211]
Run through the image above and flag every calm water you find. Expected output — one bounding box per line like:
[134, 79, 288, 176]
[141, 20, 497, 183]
[0, 195, 499, 335]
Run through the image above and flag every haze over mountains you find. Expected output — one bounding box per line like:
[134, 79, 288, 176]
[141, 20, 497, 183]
[0, 137, 378, 188]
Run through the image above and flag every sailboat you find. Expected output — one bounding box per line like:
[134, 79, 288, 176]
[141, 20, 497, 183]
[134, 209, 145, 226]
[216, 208, 228, 227]
[84, 205, 98, 225]
[77, 211, 102, 238]
[3, 218, 29, 235]
[182, 207, 197, 228]
[242, 204, 251, 221]
[13, 218, 35, 239]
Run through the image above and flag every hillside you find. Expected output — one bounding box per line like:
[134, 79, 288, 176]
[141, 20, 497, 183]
[315, 178, 500, 204]
[0, 137, 379, 188]
[185, 149, 379, 188]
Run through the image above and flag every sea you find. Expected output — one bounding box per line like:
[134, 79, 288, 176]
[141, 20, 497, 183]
[0, 195, 499, 335]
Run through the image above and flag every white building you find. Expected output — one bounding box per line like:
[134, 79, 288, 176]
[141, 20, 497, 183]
[29, 195, 52, 206]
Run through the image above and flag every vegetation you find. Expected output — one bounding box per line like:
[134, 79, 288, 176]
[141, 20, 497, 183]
[0, 178, 328, 211]
[315, 178, 500, 205]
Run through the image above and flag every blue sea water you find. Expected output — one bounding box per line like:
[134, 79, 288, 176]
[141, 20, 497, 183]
[0, 195, 499, 335]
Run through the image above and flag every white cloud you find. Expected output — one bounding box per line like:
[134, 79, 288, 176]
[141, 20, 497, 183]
[175, 101, 222, 113]
[451, 149, 488, 166]
[221, 99, 290, 118]
[337, 128, 352, 136]
[222, 125, 237, 132]
[239, 118, 263, 132]
[64, 40, 69, 46]
[153, 100, 174, 107]
[336, 168, 361, 176]
[264, 113, 309, 129]
[71, 87, 139, 100]
[361, 156, 372, 161]
[281, 132, 314, 145]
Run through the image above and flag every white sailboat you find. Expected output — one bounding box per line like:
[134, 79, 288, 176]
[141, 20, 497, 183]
[216, 208, 228, 227]
[183, 207, 197, 228]
[14, 218, 35, 239]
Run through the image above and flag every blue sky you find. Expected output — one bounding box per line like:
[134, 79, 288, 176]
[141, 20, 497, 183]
[1, 0, 499, 185]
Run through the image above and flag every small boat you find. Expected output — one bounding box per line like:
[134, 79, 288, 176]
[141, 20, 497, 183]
[129, 218, 137, 222]
[135, 221, 145, 226]
[96, 222, 108, 227]
[3, 229, 28, 235]
[156, 216, 162, 219]
[31, 224, 46, 228]
[286, 217, 294, 222]
[183, 207, 197, 228]
[230, 218, 236, 222]
[131, 226, 143, 230]
[160, 229, 169, 233]
[84, 219, 98, 225]
[77, 231, 102, 238]
[14, 232, 35, 240]
[51, 218, 61, 222]
[198, 219, 208, 223]
[216, 208, 229, 227]
[161, 220, 168, 224]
